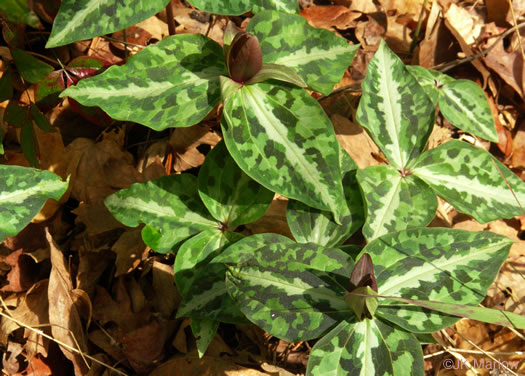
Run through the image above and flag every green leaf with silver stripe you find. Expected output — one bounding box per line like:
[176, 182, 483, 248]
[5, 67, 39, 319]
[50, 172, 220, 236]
[412, 140, 525, 223]
[0, 166, 68, 241]
[217, 233, 355, 340]
[175, 229, 246, 323]
[221, 77, 348, 224]
[104, 174, 218, 253]
[356, 40, 435, 169]
[439, 80, 498, 142]
[307, 319, 423, 376]
[359, 228, 512, 333]
[46, 0, 170, 47]
[247, 11, 359, 95]
[286, 151, 364, 247]
[406, 65, 454, 105]
[188, 0, 298, 15]
[226, 265, 350, 341]
[357, 165, 437, 241]
[61, 34, 226, 131]
[198, 141, 274, 228]
[407, 66, 497, 142]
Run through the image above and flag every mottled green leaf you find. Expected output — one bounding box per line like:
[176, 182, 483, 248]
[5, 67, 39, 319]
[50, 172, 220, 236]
[307, 319, 423, 376]
[214, 233, 355, 276]
[406, 65, 454, 105]
[218, 233, 355, 340]
[247, 11, 359, 94]
[413, 140, 525, 223]
[362, 295, 525, 329]
[62, 34, 226, 131]
[0, 166, 68, 241]
[175, 229, 245, 323]
[188, 0, 298, 15]
[0, 0, 41, 28]
[286, 152, 364, 247]
[12, 49, 53, 84]
[439, 80, 498, 142]
[198, 141, 274, 228]
[356, 40, 435, 169]
[357, 165, 437, 241]
[46, 0, 170, 47]
[221, 78, 347, 223]
[191, 319, 219, 358]
[359, 228, 512, 332]
[226, 266, 350, 341]
[104, 174, 218, 253]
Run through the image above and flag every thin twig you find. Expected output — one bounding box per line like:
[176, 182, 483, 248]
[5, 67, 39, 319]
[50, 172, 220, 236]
[433, 21, 525, 72]
[0, 298, 128, 376]
[507, 0, 525, 61]
[450, 325, 520, 376]
[166, 1, 176, 36]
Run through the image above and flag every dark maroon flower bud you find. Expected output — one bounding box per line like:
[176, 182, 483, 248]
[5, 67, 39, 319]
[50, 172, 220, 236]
[349, 253, 378, 292]
[227, 32, 263, 83]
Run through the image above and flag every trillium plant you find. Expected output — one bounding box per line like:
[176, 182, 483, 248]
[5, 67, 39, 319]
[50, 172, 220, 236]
[1, 1, 525, 375]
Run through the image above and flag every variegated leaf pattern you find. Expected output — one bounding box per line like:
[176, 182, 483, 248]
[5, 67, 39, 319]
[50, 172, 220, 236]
[0, 166, 68, 241]
[218, 233, 355, 340]
[368, 295, 525, 329]
[357, 165, 437, 241]
[47, 0, 170, 47]
[359, 228, 512, 332]
[62, 34, 226, 131]
[226, 266, 350, 341]
[439, 80, 498, 142]
[191, 319, 219, 358]
[214, 233, 354, 276]
[188, 0, 298, 15]
[247, 11, 359, 95]
[221, 77, 348, 223]
[307, 319, 423, 376]
[198, 141, 274, 228]
[356, 40, 435, 169]
[406, 65, 454, 105]
[412, 140, 525, 223]
[175, 229, 246, 323]
[286, 151, 364, 247]
[104, 174, 218, 253]
[407, 66, 497, 142]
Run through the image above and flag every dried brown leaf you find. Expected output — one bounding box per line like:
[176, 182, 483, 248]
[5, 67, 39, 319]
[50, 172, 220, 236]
[300, 5, 361, 30]
[151, 261, 180, 318]
[112, 229, 147, 277]
[1, 250, 38, 293]
[168, 124, 221, 173]
[150, 355, 270, 376]
[512, 120, 525, 167]
[332, 114, 382, 169]
[121, 319, 175, 373]
[46, 229, 89, 375]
